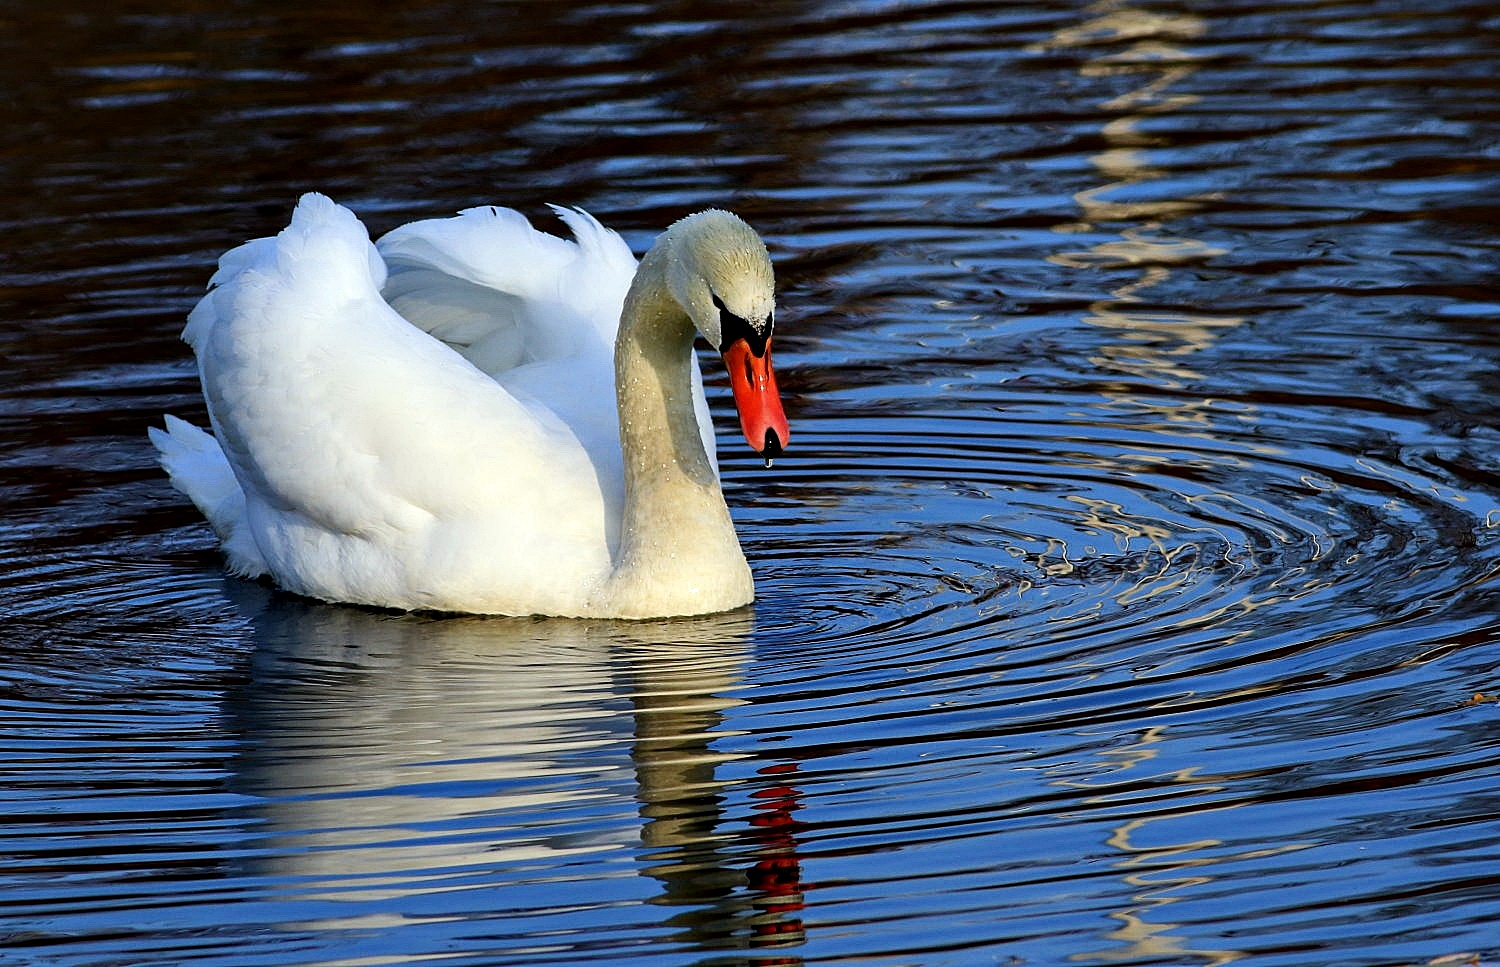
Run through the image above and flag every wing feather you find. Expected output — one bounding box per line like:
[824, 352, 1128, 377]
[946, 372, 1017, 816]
[189, 194, 608, 569]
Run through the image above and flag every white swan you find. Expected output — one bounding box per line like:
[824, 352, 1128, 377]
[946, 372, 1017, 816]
[150, 193, 788, 619]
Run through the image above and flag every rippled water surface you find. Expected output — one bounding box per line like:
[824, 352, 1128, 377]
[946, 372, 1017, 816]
[4, 1, 1500, 964]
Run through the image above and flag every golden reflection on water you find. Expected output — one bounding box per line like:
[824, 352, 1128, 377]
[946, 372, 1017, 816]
[1038, 0, 1242, 395]
[1056, 727, 1310, 966]
[1035, 6, 1311, 963]
[1000, 0, 1303, 613]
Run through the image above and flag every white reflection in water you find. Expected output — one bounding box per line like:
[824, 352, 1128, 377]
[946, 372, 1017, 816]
[225, 586, 804, 951]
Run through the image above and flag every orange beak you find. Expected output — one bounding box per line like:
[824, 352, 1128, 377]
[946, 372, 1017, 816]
[722, 335, 789, 464]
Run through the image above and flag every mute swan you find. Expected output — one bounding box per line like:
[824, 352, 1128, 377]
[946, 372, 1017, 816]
[151, 193, 789, 619]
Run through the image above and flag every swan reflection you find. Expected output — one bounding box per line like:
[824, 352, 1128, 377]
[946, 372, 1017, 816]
[224, 585, 805, 957]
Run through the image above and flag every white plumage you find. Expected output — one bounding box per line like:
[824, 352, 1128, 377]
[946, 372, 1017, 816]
[152, 193, 787, 618]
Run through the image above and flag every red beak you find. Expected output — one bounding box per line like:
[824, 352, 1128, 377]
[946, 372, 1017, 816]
[722, 335, 789, 462]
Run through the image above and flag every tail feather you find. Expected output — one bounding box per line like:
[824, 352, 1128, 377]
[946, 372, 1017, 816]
[149, 415, 267, 577]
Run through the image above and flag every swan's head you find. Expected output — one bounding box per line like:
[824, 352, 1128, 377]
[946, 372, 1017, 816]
[664, 210, 789, 464]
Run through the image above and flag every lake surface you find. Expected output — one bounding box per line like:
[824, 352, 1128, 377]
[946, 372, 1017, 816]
[3, 1, 1500, 964]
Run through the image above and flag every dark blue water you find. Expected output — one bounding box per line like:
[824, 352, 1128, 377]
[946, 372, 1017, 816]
[3, 1, 1500, 964]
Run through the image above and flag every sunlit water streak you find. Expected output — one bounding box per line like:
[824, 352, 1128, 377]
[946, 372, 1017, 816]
[3, 1, 1500, 965]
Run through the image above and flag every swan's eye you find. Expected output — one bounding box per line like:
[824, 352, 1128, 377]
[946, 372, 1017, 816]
[711, 292, 768, 357]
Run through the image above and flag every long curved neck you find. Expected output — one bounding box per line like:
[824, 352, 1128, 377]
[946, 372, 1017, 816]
[616, 243, 718, 493]
[603, 241, 752, 617]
